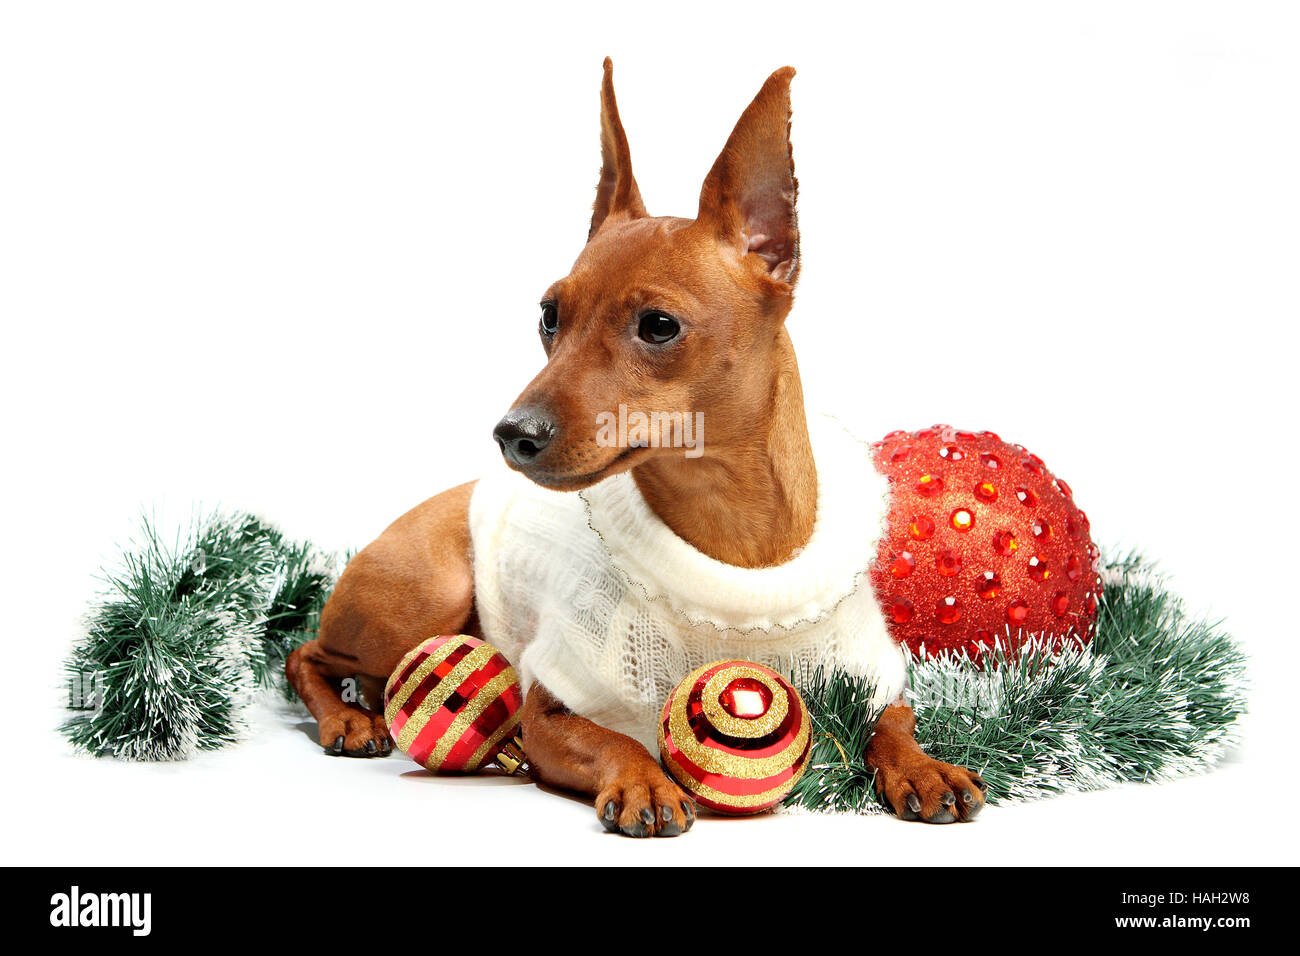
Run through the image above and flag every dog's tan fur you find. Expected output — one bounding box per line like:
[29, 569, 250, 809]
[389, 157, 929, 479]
[286, 60, 985, 833]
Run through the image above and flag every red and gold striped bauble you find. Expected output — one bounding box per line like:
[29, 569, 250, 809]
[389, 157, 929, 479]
[382, 635, 526, 775]
[658, 660, 810, 815]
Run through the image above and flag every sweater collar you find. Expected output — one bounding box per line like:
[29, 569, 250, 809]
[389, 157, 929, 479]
[580, 415, 890, 632]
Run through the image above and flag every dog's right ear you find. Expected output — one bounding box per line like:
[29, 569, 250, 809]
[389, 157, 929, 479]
[589, 57, 647, 240]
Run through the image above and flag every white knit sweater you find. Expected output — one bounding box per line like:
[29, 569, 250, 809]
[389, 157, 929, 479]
[468, 416, 904, 752]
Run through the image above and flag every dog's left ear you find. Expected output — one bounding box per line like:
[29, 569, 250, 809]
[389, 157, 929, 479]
[696, 67, 800, 287]
[589, 57, 648, 240]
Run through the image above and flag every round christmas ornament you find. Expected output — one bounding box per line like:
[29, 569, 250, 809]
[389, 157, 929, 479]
[658, 660, 811, 814]
[870, 425, 1102, 660]
[382, 634, 527, 774]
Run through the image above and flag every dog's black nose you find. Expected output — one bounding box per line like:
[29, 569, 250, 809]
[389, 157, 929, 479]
[493, 409, 555, 467]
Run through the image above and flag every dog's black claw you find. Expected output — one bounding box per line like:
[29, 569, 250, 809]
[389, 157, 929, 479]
[941, 790, 956, 807]
[657, 819, 683, 837]
[621, 819, 653, 838]
[323, 735, 344, 755]
[640, 807, 656, 827]
[905, 793, 922, 813]
[365, 739, 378, 754]
[970, 774, 988, 794]
[961, 789, 974, 804]
[600, 801, 620, 833]
[926, 808, 957, 824]
[681, 801, 695, 830]
[656, 805, 684, 835]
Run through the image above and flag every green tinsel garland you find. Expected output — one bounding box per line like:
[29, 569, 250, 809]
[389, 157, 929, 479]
[786, 553, 1248, 812]
[62, 512, 338, 760]
[63, 515, 1247, 814]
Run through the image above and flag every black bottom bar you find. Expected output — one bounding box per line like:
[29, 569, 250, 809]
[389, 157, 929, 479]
[10, 866, 1282, 940]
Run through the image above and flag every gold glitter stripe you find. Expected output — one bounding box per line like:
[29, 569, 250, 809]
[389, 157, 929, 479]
[662, 750, 802, 810]
[669, 704, 809, 779]
[701, 665, 788, 739]
[394, 643, 497, 753]
[656, 660, 713, 767]
[464, 705, 523, 772]
[426, 667, 519, 770]
[383, 638, 469, 722]
[666, 675, 810, 778]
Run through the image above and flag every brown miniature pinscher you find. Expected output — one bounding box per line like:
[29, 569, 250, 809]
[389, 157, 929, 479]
[286, 60, 986, 835]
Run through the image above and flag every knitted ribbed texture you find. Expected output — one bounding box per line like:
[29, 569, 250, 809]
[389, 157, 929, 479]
[468, 415, 903, 751]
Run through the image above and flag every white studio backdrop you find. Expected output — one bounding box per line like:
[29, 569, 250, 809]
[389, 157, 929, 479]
[2, 2, 1296, 865]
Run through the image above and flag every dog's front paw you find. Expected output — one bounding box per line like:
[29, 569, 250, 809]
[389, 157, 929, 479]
[319, 707, 392, 757]
[595, 765, 695, 838]
[875, 754, 987, 824]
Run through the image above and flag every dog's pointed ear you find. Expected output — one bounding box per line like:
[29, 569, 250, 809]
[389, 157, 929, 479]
[696, 67, 800, 286]
[589, 58, 647, 240]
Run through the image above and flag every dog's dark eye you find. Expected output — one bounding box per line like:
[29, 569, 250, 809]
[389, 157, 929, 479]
[638, 311, 680, 345]
[539, 303, 559, 336]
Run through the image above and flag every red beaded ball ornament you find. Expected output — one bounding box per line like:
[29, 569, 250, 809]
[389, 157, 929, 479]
[383, 635, 527, 774]
[658, 660, 811, 815]
[870, 425, 1102, 660]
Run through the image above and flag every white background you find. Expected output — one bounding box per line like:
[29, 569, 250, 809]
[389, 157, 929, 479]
[2, 1, 1296, 865]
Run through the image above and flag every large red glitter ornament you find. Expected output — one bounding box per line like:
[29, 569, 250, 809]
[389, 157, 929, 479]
[658, 660, 811, 815]
[870, 425, 1101, 660]
[383, 635, 527, 774]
